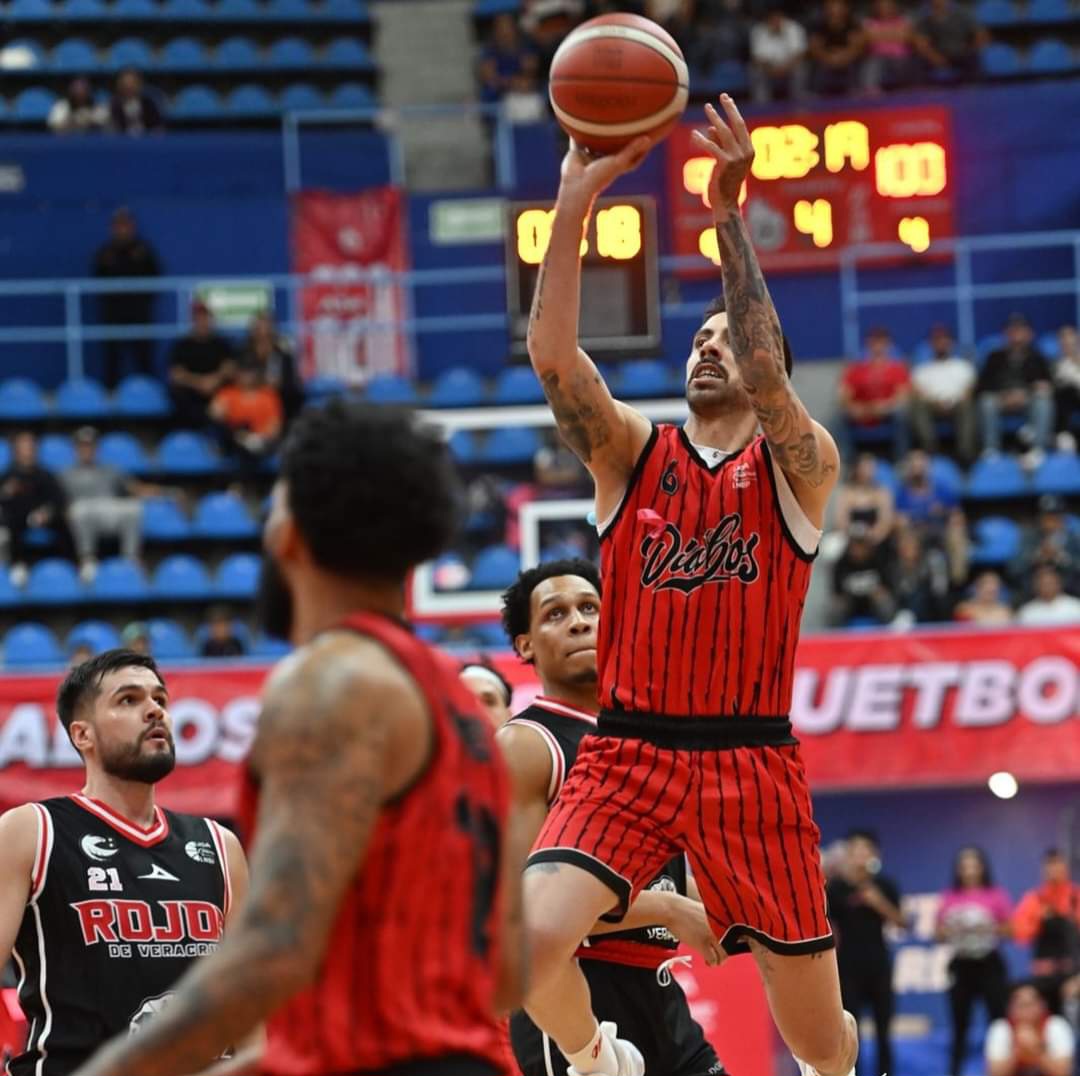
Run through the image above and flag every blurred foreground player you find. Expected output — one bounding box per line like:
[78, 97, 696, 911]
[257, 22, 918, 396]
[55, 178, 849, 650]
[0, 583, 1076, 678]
[73, 400, 523, 1076]
[0, 650, 249, 1076]
[522, 96, 855, 1076]
[497, 560, 728, 1076]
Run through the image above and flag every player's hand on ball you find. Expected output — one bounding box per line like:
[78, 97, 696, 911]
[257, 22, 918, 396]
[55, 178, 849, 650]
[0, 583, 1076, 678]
[663, 894, 724, 966]
[691, 94, 754, 212]
[559, 135, 654, 200]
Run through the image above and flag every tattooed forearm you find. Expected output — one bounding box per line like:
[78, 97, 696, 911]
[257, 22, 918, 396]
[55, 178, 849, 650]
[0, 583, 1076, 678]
[540, 369, 612, 464]
[530, 260, 547, 325]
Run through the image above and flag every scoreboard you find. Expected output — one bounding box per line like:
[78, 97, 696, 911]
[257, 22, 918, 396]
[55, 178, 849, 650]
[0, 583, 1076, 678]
[666, 104, 955, 272]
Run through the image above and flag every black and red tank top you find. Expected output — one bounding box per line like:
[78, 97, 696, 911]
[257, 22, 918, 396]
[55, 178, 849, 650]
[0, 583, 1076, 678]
[598, 424, 818, 719]
[239, 612, 511, 1076]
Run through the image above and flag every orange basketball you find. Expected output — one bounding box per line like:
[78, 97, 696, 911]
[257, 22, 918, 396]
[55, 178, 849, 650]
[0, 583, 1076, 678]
[548, 13, 689, 156]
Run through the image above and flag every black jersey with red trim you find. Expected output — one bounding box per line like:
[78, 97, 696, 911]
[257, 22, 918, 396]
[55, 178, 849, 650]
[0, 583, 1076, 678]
[9, 795, 230, 1076]
[507, 697, 685, 969]
[597, 425, 819, 718]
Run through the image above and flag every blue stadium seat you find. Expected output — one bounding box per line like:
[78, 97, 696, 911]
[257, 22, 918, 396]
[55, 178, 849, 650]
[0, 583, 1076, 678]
[929, 455, 965, 498]
[695, 60, 749, 96]
[115, 375, 170, 417]
[323, 0, 369, 17]
[60, 0, 107, 17]
[215, 36, 260, 69]
[146, 618, 194, 660]
[1028, 39, 1073, 74]
[90, 557, 149, 602]
[448, 430, 477, 464]
[492, 366, 544, 406]
[0, 441, 9, 472]
[50, 38, 100, 73]
[970, 516, 1021, 566]
[67, 620, 121, 654]
[1028, 0, 1071, 21]
[365, 374, 417, 404]
[173, 85, 222, 118]
[164, 0, 211, 16]
[26, 559, 82, 604]
[225, 84, 275, 117]
[215, 552, 260, 599]
[974, 0, 1018, 26]
[268, 37, 313, 69]
[217, 0, 261, 16]
[475, 0, 521, 13]
[4, 623, 62, 667]
[107, 37, 154, 71]
[112, 0, 159, 15]
[56, 379, 110, 420]
[966, 455, 1028, 498]
[981, 43, 1022, 77]
[141, 497, 192, 541]
[9, 0, 53, 18]
[1033, 452, 1080, 495]
[328, 82, 376, 110]
[157, 431, 218, 474]
[0, 378, 47, 420]
[160, 37, 206, 70]
[468, 545, 519, 590]
[39, 434, 76, 472]
[1038, 331, 1062, 360]
[12, 87, 56, 121]
[280, 83, 323, 111]
[976, 333, 1006, 365]
[265, 0, 309, 17]
[620, 360, 673, 399]
[304, 376, 346, 401]
[470, 622, 508, 649]
[429, 367, 486, 408]
[251, 633, 291, 658]
[194, 491, 257, 539]
[3, 39, 46, 70]
[322, 37, 375, 69]
[97, 431, 148, 474]
[153, 554, 212, 599]
[414, 624, 446, 644]
[480, 426, 539, 466]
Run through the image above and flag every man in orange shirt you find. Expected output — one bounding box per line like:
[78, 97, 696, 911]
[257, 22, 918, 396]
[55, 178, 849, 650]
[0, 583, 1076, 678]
[1013, 849, 1080, 1011]
[210, 359, 283, 465]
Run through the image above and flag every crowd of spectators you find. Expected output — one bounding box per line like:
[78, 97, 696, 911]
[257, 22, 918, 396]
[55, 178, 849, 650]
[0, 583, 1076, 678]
[48, 69, 166, 135]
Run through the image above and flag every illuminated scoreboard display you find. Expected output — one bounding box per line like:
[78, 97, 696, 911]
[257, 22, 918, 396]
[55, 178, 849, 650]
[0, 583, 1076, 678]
[666, 104, 955, 272]
[506, 195, 661, 356]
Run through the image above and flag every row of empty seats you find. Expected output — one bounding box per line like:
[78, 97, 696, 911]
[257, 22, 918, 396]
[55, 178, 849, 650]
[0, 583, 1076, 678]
[874, 451, 1080, 499]
[981, 38, 1079, 74]
[2, 35, 374, 73]
[0, 0, 368, 21]
[4, 618, 288, 666]
[0, 552, 260, 603]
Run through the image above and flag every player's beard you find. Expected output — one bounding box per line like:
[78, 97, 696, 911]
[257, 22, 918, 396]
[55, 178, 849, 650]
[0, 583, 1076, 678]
[101, 730, 176, 784]
[255, 554, 294, 643]
[686, 380, 751, 419]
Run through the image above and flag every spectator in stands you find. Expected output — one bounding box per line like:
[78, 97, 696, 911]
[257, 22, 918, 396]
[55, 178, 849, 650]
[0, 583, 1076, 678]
[985, 981, 1074, 1076]
[109, 69, 164, 135]
[1012, 849, 1080, 1014]
[827, 830, 905, 1076]
[92, 207, 161, 388]
[478, 13, 543, 121]
[168, 299, 235, 427]
[120, 620, 150, 655]
[837, 327, 911, 460]
[914, 0, 988, 83]
[47, 78, 107, 135]
[749, 5, 808, 103]
[239, 311, 303, 426]
[0, 431, 76, 580]
[459, 661, 514, 729]
[909, 324, 978, 463]
[1017, 565, 1080, 627]
[505, 437, 589, 550]
[1019, 495, 1080, 595]
[894, 449, 957, 531]
[937, 847, 1012, 1076]
[523, 0, 584, 80]
[833, 453, 895, 549]
[860, 0, 917, 93]
[808, 0, 865, 96]
[890, 525, 951, 624]
[60, 427, 147, 581]
[977, 313, 1055, 464]
[1053, 325, 1080, 453]
[953, 571, 1013, 626]
[831, 532, 895, 625]
[199, 606, 247, 659]
[685, 0, 749, 74]
[210, 358, 284, 467]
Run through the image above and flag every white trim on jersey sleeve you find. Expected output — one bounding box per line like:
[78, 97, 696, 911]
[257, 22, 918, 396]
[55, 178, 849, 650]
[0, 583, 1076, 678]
[204, 819, 233, 921]
[505, 718, 566, 803]
[766, 448, 823, 556]
[28, 803, 55, 904]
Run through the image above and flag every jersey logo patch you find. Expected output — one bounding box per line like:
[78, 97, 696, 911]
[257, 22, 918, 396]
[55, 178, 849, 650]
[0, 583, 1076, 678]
[660, 460, 679, 495]
[184, 841, 216, 865]
[731, 462, 755, 489]
[639, 514, 761, 594]
[129, 992, 174, 1035]
[81, 835, 119, 861]
[138, 863, 180, 882]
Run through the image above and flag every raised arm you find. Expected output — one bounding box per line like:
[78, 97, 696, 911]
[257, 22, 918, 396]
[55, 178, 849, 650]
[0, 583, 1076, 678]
[694, 96, 839, 524]
[528, 141, 654, 519]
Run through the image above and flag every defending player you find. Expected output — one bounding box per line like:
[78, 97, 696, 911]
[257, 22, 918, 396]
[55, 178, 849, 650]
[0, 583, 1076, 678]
[521, 96, 856, 1076]
[72, 400, 523, 1076]
[0, 649, 249, 1076]
[497, 559, 728, 1076]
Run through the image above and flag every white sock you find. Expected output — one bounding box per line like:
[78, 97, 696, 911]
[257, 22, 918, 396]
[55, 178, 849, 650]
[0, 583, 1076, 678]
[565, 1022, 617, 1075]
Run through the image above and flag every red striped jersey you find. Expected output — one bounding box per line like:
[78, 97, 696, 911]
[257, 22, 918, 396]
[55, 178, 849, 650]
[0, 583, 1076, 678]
[239, 612, 511, 1076]
[597, 425, 819, 719]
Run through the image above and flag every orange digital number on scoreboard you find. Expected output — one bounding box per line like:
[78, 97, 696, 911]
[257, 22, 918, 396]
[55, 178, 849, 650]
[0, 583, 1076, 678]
[514, 204, 643, 265]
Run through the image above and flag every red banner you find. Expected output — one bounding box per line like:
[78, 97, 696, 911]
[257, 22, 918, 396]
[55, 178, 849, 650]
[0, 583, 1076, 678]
[0, 627, 1077, 816]
[291, 187, 411, 383]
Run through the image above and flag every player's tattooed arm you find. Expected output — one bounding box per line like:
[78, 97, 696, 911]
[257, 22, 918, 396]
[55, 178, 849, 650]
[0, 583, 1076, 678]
[695, 96, 839, 508]
[72, 634, 429, 1076]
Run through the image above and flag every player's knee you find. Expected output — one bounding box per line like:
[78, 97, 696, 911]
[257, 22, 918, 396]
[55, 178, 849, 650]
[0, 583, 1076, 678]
[791, 1013, 856, 1076]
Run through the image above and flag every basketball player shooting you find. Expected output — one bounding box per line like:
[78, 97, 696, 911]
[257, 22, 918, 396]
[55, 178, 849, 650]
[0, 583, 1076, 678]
[521, 95, 857, 1076]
